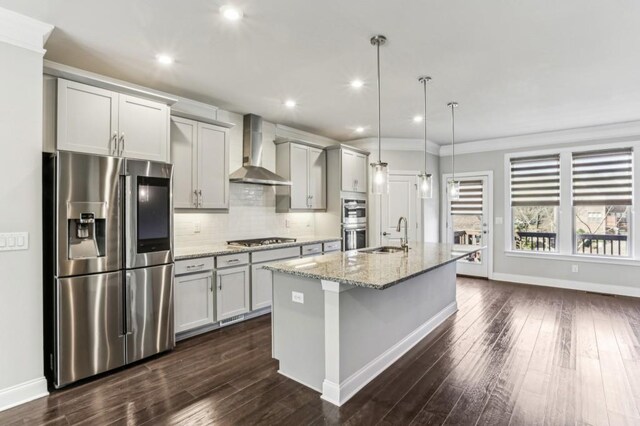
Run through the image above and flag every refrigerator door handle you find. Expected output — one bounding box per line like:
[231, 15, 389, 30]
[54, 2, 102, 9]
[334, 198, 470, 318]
[125, 272, 133, 335]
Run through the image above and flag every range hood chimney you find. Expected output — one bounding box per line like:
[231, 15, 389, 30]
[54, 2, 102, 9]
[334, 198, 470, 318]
[229, 114, 292, 186]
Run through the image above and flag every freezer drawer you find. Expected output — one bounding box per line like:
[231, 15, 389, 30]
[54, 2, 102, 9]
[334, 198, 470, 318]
[126, 263, 175, 363]
[56, 272, 125, 388]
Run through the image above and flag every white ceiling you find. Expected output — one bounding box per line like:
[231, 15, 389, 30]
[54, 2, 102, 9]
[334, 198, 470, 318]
[2, 0, 640, 144]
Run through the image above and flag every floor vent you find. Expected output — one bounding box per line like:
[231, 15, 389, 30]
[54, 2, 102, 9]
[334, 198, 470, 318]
[585, 291, 615, 297]
[220, 314, 245, 327]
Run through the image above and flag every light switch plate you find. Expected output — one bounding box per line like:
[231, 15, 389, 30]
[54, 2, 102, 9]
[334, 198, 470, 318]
[0, 232, 29, 252]
[292, 291, 304, 304]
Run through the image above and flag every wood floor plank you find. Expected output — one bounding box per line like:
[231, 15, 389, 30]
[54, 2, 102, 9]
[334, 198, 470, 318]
[1, 278, 639, 426]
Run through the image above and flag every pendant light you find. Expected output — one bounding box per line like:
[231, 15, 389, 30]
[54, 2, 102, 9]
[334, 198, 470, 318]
[417, 76, 433, 199]
[370, 35, 389, 194]
[448, 102, 460, 200]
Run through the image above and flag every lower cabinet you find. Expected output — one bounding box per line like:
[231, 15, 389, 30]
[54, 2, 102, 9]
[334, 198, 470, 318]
[174, 271, 215, 333]
[251, 263, 273, 310]
[216, 265, 251, 321]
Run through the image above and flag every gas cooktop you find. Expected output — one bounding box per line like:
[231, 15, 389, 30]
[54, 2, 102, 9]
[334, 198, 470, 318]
[226, 237, 297, 247]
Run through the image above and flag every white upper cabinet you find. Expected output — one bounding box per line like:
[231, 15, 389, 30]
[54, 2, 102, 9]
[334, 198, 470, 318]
[118, 95, 169, 162]
[341, 148, 368, 193]
[57, 79, 170, 162]
[57, 79, 118, 156]
[170, 117, 197, 208]
[308, 147, 326, 208]
[290, 144, 310, 209]
[170, 116, 229, 210]
[198, 123, 229, 209]
[275, 142, 326, 211]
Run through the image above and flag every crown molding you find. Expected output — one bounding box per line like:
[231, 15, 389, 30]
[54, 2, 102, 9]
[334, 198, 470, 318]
[0, 7, 53, 54]
[275, 124, 338, 147]
[346, 137, 440, 156]
[439, 120, 640, 156]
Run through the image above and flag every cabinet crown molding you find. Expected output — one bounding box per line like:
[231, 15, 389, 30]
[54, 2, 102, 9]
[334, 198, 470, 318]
[0, 7, 53, 54]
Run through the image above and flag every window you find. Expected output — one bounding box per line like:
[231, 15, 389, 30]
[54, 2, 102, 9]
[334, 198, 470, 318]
[510, 154, 560, 251]
[572, 148, 632, 257]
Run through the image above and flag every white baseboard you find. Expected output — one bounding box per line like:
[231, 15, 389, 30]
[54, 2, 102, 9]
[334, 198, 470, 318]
[492, 272, 640, 298]
[321, 301, 458, 406]
[0, 377, 48, 412]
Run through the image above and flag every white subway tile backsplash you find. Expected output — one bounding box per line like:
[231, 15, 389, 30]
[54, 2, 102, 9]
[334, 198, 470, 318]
[174, 183, 315, 247]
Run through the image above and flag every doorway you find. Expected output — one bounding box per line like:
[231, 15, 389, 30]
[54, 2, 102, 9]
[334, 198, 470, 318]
[380, 172, 422, 246]
[442, 172, 493, 278]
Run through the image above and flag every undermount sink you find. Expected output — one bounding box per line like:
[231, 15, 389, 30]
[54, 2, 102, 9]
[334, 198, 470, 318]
[361, 246, 407, 254]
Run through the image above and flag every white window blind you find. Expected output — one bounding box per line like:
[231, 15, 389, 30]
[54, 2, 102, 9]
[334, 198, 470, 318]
[572, 148, 633, 206]
[450, 179, 483, 215]
[510, 154, 561, 206]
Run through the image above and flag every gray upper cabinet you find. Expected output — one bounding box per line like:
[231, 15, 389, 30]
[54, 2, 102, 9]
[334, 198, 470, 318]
[57, 79, 170, 162]
[275, 141, 326, 211]
[170, 116, 229, 209]
[341, 148, 368, 193]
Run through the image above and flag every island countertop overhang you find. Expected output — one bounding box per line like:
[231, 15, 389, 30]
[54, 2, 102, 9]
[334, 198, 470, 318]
[262, 242, 483, 290]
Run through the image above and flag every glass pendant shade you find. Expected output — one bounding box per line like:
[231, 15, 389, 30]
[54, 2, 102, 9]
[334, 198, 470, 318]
[418, 173, 433, 199]
[448, 180, 460, 201]
[371, 161, 389, 194]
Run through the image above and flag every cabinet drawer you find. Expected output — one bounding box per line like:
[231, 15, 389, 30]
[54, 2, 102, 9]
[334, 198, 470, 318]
[301, 244, 323, 256]
[323, 241, 341, 253]
[216, 252, 249, 268]
[175, 257, 214, 275]
[251, 247, 300, 263]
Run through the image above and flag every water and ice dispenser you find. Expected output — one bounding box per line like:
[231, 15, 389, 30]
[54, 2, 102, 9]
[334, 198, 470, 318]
[67, 203, 107, 260]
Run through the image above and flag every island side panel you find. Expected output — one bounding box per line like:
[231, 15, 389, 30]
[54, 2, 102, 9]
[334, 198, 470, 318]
[272, 272, 325, 391]
[338, 262, 457, 384]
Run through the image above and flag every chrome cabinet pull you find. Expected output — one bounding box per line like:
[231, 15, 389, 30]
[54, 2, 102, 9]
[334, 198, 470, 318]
[198, 189, 203, 207]
[186, 263, 205, 269]
[227, 258, 240, 263]
[193, 190, 198, 207]
[119, 132, 125, 156]
[111, 131, 118, 155]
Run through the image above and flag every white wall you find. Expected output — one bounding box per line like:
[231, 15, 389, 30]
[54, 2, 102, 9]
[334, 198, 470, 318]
[440, 131, 640, 297]
[0, 9, 52, 411]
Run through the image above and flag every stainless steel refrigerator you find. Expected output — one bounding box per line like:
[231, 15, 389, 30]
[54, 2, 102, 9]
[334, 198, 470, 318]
[43, 151, 174, 388]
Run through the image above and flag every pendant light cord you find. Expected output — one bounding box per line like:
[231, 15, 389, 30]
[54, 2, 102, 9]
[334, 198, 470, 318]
[423, 79, 427, 173]
[449, 102, 457, 185]
[376, 41, 382, 162]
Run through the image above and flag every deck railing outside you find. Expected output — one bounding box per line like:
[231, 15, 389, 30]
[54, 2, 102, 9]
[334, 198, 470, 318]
[513, 231, 628, 256]
[514, 231, 557, 251]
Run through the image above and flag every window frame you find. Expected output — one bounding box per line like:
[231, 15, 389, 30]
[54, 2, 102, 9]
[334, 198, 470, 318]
[504, 141, 640, 262]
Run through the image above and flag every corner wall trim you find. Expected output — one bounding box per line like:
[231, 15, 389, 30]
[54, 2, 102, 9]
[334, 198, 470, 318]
[492, 272, 640, 298]
[0, 377, 48, 412]
[320, 301, 457, 406]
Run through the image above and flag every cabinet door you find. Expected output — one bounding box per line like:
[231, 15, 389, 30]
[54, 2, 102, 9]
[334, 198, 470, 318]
[290, 144, 309, 209]
[341, 150, 356, 192]
[175, 271, 215, 333]
[354, 153, 368, 193]
[251, 264, 273, 310]
[198, 123, 229, 209]
[118, 95, 169, 162]
[170, 117, 198, 208]
[57, 79, 118, 156]
[308, 147, 326, 209]
[216, 265, 250, 321]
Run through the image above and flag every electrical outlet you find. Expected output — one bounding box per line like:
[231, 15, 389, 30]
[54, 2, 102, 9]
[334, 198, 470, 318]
[292, 291, 304, 304]
[571, 264, 579, 273]
[194, 222, 201, 233]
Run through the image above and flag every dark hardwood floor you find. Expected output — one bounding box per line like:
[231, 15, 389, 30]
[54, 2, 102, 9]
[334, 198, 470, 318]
[2, 277, 640, 425]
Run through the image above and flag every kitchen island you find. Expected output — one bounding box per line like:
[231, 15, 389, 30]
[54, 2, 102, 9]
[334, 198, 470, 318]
[263, 242, 481, 406]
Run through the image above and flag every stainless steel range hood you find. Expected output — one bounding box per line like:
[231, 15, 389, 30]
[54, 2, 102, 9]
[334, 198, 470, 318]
[229, 114, 292, 186]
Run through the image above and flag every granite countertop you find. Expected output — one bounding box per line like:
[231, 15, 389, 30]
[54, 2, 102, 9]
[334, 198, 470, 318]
[262, 242, 483, 290]
[174, 236, 342, 260]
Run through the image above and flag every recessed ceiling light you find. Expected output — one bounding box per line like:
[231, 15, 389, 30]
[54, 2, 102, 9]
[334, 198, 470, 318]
[413, 115, 423, 123]
[155, 54, 174, 65]
[350, 79, 364, 89]
[355, 127, 364, 133]
[284, 100, 296, 108]
[220, 5, 243, 21]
